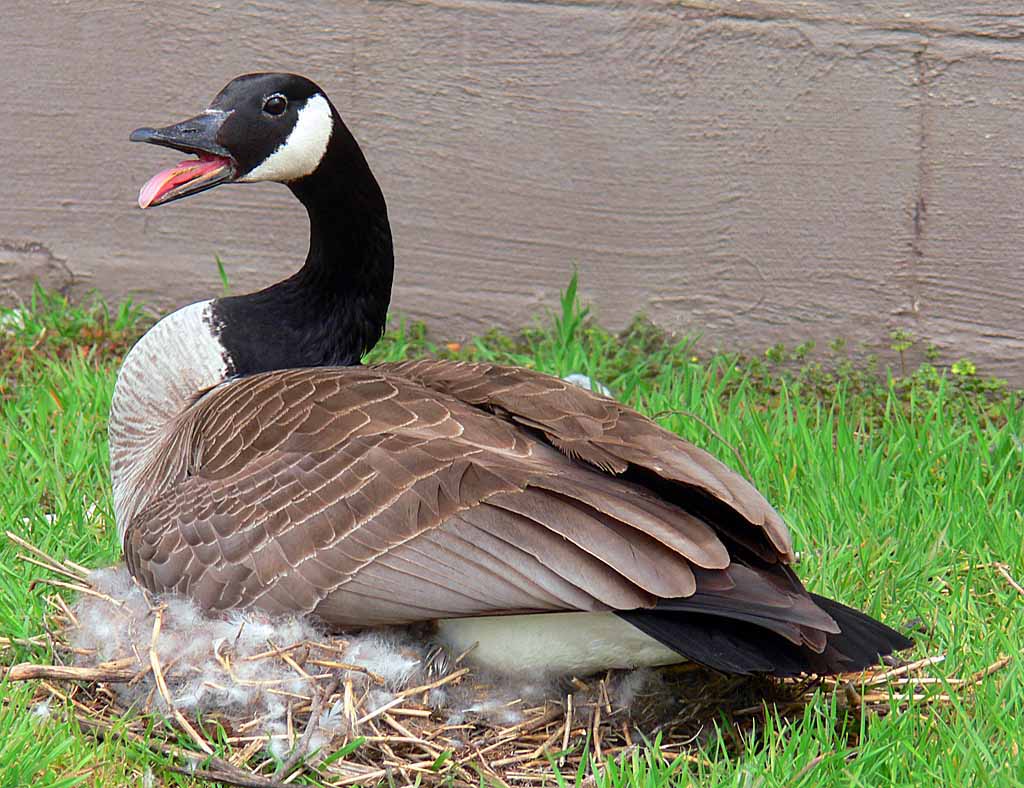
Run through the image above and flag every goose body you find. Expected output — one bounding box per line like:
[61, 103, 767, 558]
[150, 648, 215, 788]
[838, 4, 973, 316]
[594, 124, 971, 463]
[114, 73, 911, 676]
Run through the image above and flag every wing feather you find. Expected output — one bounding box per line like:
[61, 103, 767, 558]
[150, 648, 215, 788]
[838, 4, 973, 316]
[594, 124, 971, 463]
[381, 360, 794, 560]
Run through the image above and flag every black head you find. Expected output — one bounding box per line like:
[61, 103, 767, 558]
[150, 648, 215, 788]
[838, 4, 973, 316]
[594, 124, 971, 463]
[130, 72, 339, 208]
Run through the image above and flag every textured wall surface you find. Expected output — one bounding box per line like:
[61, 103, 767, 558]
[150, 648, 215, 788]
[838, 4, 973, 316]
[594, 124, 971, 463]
[2, 1, 1023, 380]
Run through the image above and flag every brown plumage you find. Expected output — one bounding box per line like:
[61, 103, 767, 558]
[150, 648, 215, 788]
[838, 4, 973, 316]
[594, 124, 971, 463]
[116, 72, 911, 677]
[123, 363, 758, 612]
[122, 362, 906, 674]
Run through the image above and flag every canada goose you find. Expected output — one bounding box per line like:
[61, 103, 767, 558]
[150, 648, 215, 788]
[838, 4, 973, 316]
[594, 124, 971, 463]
[114, 73, 912, 677]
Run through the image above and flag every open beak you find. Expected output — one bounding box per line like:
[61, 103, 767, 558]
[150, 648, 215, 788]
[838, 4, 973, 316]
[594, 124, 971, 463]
[130, 111, 236, 209]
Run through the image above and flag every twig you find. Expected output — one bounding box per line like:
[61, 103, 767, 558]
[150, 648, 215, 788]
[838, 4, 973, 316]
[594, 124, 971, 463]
[491, 727, 564, 767]
[6, 658, 137, 683]
[394, 667, 471, 700]
[334, 767, 388, 786]
[0, 635, 49, 649]
[343, 677, 356, 733]
[600, 674, 612, 715]
[149, 607, 213, 754]
[274, 676, 340, 779]
[994, 564, 1024, 599]
[49, 592, 80, 628]
[29, 576, 124, 607]
[271, 641, 315, 681]
[469, 745, 511, 788]
[968, 655, 1011, 684]
[62, 557, 93, 577]
[386, 707, 431, 717]
[860, 654, 946, 684]
[6, 531, 90, 580]
[305, 659, 385, 683]
[241, 641, 308, 661]
[352, 694, 407, 726]
[17, 554, 88, 583]
[559, 694, 573, 767]
[382, 712, 446, 758]
[841, 681, 865, 723]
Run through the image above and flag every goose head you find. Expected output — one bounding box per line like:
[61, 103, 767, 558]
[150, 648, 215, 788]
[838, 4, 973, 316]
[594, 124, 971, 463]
[131, 72, 344, 208]
[127, 73, 394, 376]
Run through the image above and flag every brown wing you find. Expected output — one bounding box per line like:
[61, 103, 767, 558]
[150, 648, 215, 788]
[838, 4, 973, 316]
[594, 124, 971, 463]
[124, 363, 818, 635]
[377, 360, 794, 562]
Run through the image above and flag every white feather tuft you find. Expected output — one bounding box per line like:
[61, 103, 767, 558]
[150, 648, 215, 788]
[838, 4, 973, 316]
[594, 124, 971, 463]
[562, 372, 613, 398]
[611, 668, 656, 710]
[30, 700, 52, 720]
[70, 565, 667, 758]
[344, 632, 421, 689]
[317, 699, 346, 734]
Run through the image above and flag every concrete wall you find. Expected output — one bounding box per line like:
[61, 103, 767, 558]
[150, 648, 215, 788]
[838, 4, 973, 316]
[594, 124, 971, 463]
[3, 1, 1023, 381]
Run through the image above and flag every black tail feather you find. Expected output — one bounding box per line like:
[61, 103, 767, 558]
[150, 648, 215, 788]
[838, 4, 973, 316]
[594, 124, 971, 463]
[808, 593, 915, 671]
[617, 593, 913, 677]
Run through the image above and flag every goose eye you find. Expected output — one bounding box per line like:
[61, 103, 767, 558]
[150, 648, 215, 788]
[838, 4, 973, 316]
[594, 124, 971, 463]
[262, 95, 287, 116]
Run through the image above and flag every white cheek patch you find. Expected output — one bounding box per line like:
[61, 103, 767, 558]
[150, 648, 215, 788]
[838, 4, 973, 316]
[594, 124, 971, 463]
[241, 94, 333, 183]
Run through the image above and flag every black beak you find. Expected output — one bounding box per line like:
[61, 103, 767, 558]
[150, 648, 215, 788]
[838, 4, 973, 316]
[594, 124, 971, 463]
[130, 111, 237, 208]
[130, 110, 233, 158]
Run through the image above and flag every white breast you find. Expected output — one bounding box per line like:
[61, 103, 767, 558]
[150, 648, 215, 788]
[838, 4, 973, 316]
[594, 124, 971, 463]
[109, 300, 230, 543]
[437, 612, 682, 675]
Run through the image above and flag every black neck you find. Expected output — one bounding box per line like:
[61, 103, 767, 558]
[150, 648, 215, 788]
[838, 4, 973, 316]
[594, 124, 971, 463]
[213, 119, 394, 376]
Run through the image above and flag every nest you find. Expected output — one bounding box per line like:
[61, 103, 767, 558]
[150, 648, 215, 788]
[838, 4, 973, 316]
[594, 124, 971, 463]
[3, 532, 1011, 788]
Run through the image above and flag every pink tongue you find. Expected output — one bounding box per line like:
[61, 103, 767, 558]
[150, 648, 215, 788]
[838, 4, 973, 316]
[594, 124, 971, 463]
[138, 156, 228, 209]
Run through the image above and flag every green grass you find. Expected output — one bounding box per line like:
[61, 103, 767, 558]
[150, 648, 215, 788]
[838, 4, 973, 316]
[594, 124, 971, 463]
[1, 281, 1022, 786]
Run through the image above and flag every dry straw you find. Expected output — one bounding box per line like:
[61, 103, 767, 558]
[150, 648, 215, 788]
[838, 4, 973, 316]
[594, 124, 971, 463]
[3, 531, 1010, 788]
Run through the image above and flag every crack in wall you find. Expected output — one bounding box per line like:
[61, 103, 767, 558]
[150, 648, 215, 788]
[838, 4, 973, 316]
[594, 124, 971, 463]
[906, 45, 931, 323]
[0, 240, 76, 302]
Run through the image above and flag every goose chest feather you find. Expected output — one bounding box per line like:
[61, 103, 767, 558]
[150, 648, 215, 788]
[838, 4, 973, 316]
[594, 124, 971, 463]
[113, 73, 911, 676]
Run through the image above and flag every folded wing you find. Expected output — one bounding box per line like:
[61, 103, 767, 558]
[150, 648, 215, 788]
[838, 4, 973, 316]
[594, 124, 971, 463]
[124, 362, 908, 675]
